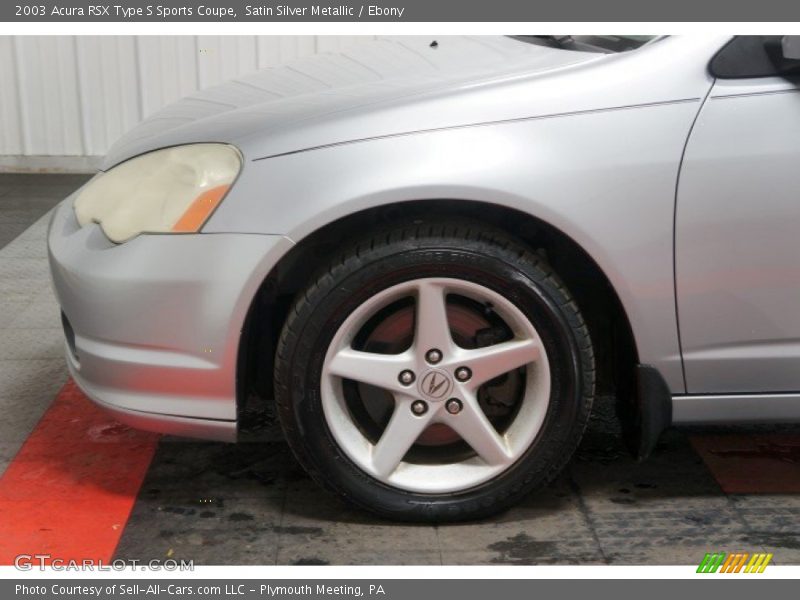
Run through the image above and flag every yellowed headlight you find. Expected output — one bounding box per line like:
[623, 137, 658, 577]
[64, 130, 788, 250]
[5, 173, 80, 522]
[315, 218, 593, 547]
[74, 144, 241, 243]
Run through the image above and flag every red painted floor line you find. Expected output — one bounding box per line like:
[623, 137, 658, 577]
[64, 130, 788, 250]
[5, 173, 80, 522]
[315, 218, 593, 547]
[0, 379, 159, 565]
[690, 433, 800, 494]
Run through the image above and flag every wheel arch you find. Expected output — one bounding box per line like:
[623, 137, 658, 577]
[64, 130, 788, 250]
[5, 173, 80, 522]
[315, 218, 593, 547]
[237, 198, 640, 436]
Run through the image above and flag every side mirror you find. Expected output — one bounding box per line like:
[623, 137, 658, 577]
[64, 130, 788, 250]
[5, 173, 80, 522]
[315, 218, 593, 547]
[763, 36, 800, 76]
[782, 36, 800, 60]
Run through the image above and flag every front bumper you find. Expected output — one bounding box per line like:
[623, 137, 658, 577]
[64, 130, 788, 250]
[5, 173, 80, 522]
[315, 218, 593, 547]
[47, 196, 292, 441]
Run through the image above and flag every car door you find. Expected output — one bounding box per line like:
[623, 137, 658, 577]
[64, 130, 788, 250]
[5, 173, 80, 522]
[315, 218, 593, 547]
[676, 36, 800, 393]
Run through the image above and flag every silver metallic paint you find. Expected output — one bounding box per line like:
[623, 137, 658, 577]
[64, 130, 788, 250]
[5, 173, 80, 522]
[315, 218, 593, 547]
[673, 394, 800, 424]
[48, 35, 800, 438]
[676, 78, 800, 393]
[49, 195, 291, 436]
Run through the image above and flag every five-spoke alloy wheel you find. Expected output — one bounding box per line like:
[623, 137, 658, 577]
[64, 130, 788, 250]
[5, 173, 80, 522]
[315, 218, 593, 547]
[275, 221, 595, 521]
[322, 277, 550, 493]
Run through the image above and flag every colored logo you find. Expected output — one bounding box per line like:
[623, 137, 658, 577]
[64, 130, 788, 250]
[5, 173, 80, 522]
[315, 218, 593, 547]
[697, 552, 773, 573]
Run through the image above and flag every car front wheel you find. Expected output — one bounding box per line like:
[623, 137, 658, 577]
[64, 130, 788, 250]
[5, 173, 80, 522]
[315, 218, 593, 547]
[274, 220, 595, 521]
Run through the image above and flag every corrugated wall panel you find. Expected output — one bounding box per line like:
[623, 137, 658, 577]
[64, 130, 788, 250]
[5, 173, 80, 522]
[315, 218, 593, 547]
[75, 37, 141, 156]
[316, 36, 374, 53]
[255, 36, 317, 67]
[135, 36, 199, 119]
[0, 35, 374, 161]
[0, 37, 23, 155]
[196, 36, 257, 88]
[14, 36, 84, 156]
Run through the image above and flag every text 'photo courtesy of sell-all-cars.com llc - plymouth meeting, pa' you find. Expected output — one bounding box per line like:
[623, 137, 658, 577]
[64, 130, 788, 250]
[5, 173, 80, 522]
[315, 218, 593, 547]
[48, 34, 800, 521]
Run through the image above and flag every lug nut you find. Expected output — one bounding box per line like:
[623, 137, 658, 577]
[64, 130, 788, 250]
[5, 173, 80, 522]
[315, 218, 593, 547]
[455, 367, 472, 382]
[445, 398, 463, 415]
[425, 349, 442, 364]
[398, 370, 415, 385]
[411, 400, 428, 416]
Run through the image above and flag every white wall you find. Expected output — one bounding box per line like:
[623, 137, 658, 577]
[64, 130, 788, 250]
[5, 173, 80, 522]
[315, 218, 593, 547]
[0, 36, 374, 168]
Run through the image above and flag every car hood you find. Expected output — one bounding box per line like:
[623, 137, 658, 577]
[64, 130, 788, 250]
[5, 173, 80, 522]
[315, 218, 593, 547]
[103, 36, 604, 169]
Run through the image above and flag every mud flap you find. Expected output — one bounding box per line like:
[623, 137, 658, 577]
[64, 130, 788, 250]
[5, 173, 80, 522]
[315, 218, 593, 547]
[620, 364, 673, 461]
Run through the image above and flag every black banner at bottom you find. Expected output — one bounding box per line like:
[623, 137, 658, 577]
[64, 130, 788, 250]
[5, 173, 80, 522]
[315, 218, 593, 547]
[4, 579, 798, 600]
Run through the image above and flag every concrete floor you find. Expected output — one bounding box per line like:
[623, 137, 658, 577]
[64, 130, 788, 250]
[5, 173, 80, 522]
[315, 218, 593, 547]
[0, 173, 799, 566]
[0, 174, 88, 479]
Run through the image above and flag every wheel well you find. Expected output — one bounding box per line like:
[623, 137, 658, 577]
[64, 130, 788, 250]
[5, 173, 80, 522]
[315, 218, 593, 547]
[237, 200, 639, 427]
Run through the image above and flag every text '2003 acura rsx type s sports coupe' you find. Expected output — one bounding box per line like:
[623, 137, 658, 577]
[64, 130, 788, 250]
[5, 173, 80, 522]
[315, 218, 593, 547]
[48, 35, 800, 521]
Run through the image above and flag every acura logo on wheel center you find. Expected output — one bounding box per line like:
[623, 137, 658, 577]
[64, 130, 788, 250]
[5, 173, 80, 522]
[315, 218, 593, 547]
[419, 369, 453, 400]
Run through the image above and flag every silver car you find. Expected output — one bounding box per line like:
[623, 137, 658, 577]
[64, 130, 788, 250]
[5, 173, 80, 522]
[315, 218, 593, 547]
[48, 35, 800, 521]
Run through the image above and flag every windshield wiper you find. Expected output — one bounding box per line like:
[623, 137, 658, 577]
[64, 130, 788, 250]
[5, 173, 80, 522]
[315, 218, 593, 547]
[512, 35, 576, 50]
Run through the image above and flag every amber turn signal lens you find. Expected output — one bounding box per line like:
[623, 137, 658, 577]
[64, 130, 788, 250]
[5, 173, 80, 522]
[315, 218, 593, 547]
[171, 185, 230, 233]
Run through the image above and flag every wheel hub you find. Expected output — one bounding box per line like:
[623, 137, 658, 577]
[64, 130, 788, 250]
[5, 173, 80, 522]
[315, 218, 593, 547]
[418, 369, 453, 401]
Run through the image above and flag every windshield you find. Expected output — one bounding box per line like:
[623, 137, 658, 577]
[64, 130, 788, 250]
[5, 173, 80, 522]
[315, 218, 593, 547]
[511, 35, 659, 53]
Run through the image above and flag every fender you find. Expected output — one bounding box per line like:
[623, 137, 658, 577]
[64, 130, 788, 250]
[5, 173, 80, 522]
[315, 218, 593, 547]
[209, 101, 705, 394]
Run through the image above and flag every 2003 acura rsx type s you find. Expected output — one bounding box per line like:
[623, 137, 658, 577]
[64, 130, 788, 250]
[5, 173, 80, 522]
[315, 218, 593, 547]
[48, 35, 800, 521]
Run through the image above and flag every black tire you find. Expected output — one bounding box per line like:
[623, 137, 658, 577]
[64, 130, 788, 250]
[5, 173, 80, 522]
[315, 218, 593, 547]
[274, 219, 595, 522]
